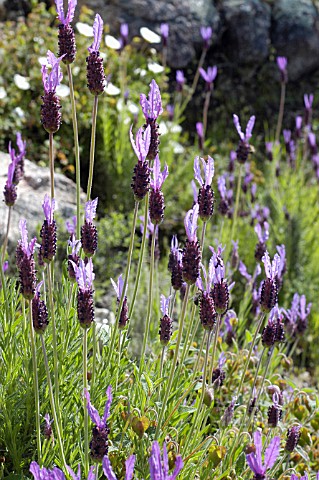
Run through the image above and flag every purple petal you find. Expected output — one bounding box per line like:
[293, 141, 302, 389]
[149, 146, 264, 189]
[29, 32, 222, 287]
[239, 261, 252, 282]
[196, 122, 203, 139]
[65, 0, 77, 25]
[203, 155, 214, 186]
[52, 467, 66, 480]
[102, 456, 118, 480]
[262, 251, 271, 278]
[245, 115, 255, 140]
[253, 430, 263, 467]
[163, 443, 169, 477]
[217, 176, 226, 199]
[169, 455, 184, 480]
[87, 466, 96, 480]
[246, 454, 262, 474]
[160, 294, 171, 316]
[42, 194, 55, 223]
[191, 180, 198, 203]
[29, 462, 41, 480]
[149, 441, 162, 479]
[110, 277, 120, 298]
[55, 0, 65, 23]
[102, 385, 112, 425]
[199, 67, 209, 83]
[125, 455, 136, 480]
[160, 23, 169, 39]
[85, 198, 98, 223]
[233, 114, 244, 140]
[264, 436, 280, 469]
[88, 14, 103, 53]
[66, 465, 80, 480]
[194, 156, 204, 186]
[84, 388, 102, 427]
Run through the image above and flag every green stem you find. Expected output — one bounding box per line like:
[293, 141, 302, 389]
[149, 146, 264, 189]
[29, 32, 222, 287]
[155, 284, 190, 439]
[83, 328, 89, 477]
[202, 90, 211, 140]
[1, 206, 12, 264]
[275, 82, 286, 143]
[87, 95, 99, 202]
[129, 195, 149, 318]
[191, 324, 205, 381]
[200, 221, 207, 252]
[49, 133, 54, 200]
[140, 227, 156, 371]
[179, 48, 207, 116]
[176, 294, 197, 380]
[40, 335, 68, 471]
[47, 263, 60, 417]
[245, 347, 265, 417]
[229, 164, 243, 249]
[0, 248, 10, 322]
[210, 314, 222, 385]
[91, 322, 97, 394]
[183, 331, 211, 454]
[67, 65, 81, 239]
[28, 304, 42, 464]
[107, 201, 139, 367]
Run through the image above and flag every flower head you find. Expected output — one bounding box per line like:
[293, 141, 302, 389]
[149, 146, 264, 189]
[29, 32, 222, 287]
[200, 26, 212, 49]
[73, 258, 95, 290]
[277, 56, 288, 83]
[149, 441, 183, 480]
[199, 66, 217, 90]
[18, 219, 36, 258]
[161, 23, 169, 41]
[42, 194, 55, 224]
[110, 274, 126, 300]
[85, 385, 112, 429]
[41, 51, 64, 93]
[262, 252, 280, 280]
[176, 70, 185, 89]
[140, 79, 163, 120]
[246, 430, 280, 476]
[160, 294, 171, 316]
[233, 114, 255, 142]
[55, 0, 77, 26]
[88, 14, 103, 53]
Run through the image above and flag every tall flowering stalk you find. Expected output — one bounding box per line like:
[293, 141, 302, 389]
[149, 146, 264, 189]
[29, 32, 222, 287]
[86, 14, 106, 201]
[199, 66, 217, 138]
[55, 0, 81, 237]
[194, 155, 214, 246]
[140, 79, 163, 161]
[41, 51, 64, 200]
[160, 23, 169, 68]
[275, 56, 288, 142]
[81, 198, 98, 257]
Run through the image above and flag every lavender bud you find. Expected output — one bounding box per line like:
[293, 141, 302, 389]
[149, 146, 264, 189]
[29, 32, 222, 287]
[268, 403, 282, 428]
[285, 425, 301, 452]
[198, 185, 214, 221]
[77, 288, 95, 329]
[86, 52, 105, 96]
[171, 262, 183, 291]
[199, 291, 216, 331]
[275, 318, 285, 343]
[262, 321, 277, 348]
[40, 220, 57, 263]
[41, 91, 62, 134]
[203, 388, 214, 407]
[144, 119, 160, 160]
[212, 281, 229, 315]
[159, 314, 172, 345]
[248, 396, 258, 416]
[260, 278, 278, 312]
[182, 240, 201, 285]
[149, 189, 165, 225]
[211, 367, 225, 389]
[90, 425, 110, 461]
[81, 221, 98, 257]
[118, 296, 129, 329]
[3, 184, 17, 206]
[32, 291, 49, 334]
[131, 161, 150, 201]
[16, 246, 37, 300]
[58, 24, 76, 64]
[221, 399, 235, 427]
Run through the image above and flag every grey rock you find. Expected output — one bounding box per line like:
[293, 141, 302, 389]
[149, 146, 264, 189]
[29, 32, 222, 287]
[221, 0, 271, 65]
[0, 152, 85, 251]
[77, 0, 220, 68]
[271, 0, 319, 81]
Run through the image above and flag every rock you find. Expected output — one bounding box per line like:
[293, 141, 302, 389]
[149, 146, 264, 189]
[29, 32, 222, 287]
[77, 0, 220, 68]
[0, 152, 85, 251]
[271, 0, 319, 81]
[221, 0, 271, 65]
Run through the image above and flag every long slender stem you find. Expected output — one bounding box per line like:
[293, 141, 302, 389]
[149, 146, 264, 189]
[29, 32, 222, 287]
[47, 263, 60, 415]
[107, 201, 139, 367]
[183, 332, 211, 454]
[28, 304, 42, 464]
[140, 228, 156, 371]
[179, 49, 207, 116]
[0, 249, 10, 322]
[229, 164, 243, 248]
[155, 284, 190, 439]
[210, 314, 222, 385]
[87, 95, 99, 202]
[49, 133, 54, 200]
[1, 206, 12, 263]
[67, 65, 81, 239]
[83, 328, 89, 477]
[129, 195, 149, 318]
[91, 323, 97, 394]
[202, 90, 211, 140]
[40, 335, 68, 471]
[245, 347, 265, 416]
[275, 82, 286, 143]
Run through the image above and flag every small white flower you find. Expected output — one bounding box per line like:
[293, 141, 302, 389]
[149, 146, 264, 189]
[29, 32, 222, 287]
[0, 87, 7, 99]
[38, 56, 48, 66]
[72, 66, 80, 76]
[76, 22, 93, 37]
[140, 27, 161, 44]
[14, 74, 30, 90]
[134, 67, 147, 77]
[148, 62, 164, 74]
[14, 107, 25, 119]
[171, 124, 182, 133]
[56, 84, 70, 97]
[128, 102, 139, 116]
[159, 121, 168, 136]
[105, 83, 121, 96]
[172, 141, 184, 154]
[104, 35, 121, 50]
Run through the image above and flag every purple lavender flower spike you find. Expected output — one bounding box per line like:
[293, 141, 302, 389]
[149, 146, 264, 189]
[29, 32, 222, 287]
[87, 14, 106, 95]
[41, 51, 65, 133]
[43, 413, 54, 440]
[196, 122, 204, 150]
[56, 0, 77, 64]
[140, 79, 163, 121]
[85, 198, 98, 223]
[161, 23, 169, 47]
[277, 56, 288, 83]
[111, 275, 129, 328]
[295, 116, 302, 138]
[246, 430, 280, 478]
[209, 245, 229, 314]
[199, 66, 217, 91]
[74, 258, 95, 291]
[66, 215, 77, 237]
[182, 204, 201, 285]
[194, 156, 215, 221]
[130, 125, 151, 163]
[16, 219, 37, 300]
[149, 441, 183, 480]
[72, 258, 95, 328]
[184, 203, 199, 242]
[82, 199, 98, 257]
[168, 235, 183, 291]
[85, 386, 112, 461]
[304, 93, 314, 126]
[254, 221, 269, 261]
[149, 155, 168, 224]
[265, 141, 273, 162]
[260, 251, 280, 312]
[159, 294, 173, 345]
[30, 462, 66, 480]
[3, 161, 17, 206]
[32, 281, 49, 334]
[43, 194, 55, 224]
[197, 261, 216, 330]
[191, 180, 198, 203]
[40, 194, 57, 263]
[233, 114, 255, 164]
[200, 26, 212, 49]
